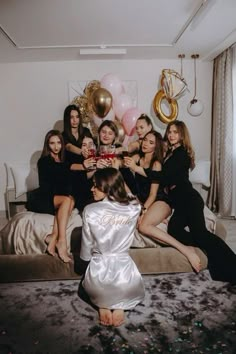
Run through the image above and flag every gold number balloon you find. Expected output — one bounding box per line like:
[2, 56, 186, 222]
[153, 89, 178, 124]
[91, 88, 112, 118]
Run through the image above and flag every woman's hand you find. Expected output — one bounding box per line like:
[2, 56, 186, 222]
[81, 147, 89, 159]
[124, 157, 137, 171]
[83, 157, 96, 170]
[96, 158, 112, 169]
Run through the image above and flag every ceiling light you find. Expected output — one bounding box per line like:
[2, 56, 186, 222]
[80, 48, 127, 55]
[187, 54, 204, 117]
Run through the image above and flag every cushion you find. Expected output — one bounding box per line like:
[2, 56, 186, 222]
[189, 160, 210, 187]
[5, 162, 39, 198]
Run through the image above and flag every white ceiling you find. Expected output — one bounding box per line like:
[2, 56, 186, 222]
[0, 0, 236, 63]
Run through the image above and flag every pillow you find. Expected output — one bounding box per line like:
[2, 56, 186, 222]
[10, 163, 39, 198]
[189, 160, 211, 187]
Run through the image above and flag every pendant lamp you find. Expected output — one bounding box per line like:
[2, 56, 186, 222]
[187, 54, 204, 116]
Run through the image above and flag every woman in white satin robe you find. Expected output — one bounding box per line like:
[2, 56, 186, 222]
[80, 167, 145, 327]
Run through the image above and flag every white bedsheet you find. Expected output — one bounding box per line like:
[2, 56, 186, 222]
[0, 209, 82, 255]
[0, 206, 216, 255]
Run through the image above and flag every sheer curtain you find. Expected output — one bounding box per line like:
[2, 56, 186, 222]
[208, 45, 236, 217]
[232, 45, 236, 217]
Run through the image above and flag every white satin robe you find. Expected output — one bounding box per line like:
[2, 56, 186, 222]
[80, 198, 145, 310]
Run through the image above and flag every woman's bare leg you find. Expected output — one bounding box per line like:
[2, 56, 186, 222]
[139, 201, 201, 273]
[112, 309, 125, 327]
[45, 217, 58, 256]
[99, 308, 113, 326]
[54, 195, 75, 263]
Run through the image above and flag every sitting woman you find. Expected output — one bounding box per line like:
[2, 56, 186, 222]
[124, 130, 202, 273]
[62, 104, 91, 162]
[79, 168, 145, 327]
[128, 113, 153, 154]
[139, 121, 236, 282]
[124, 130, 164, 211]
[96, 119, 122, 166]
[69, 132, 97, 212]
[96, 119, 139, 194]
[26, 130, 77, 263]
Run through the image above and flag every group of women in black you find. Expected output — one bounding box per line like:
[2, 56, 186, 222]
[27, 104, 236, 286]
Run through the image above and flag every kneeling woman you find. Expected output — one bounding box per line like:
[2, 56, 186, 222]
[79, 168, 145, 327]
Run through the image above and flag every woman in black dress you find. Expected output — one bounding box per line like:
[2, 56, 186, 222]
[140, 121, 236, 283]
[123, 130, 201, 272]
[27, 130, 78, 262]
[124, 130, 163, 210]
[62, 104, 91, 162]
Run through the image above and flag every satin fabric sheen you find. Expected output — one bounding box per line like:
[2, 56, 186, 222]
[80, 198, 145, 309]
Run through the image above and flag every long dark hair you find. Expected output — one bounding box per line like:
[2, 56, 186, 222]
[93, 168, 136, 205]
[164, 120, 195, 169]
[41, 130, 65, 161]
[63, 104, 85, 146]
[140, 130, 164, 168]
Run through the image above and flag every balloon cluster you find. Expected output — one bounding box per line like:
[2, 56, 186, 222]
[71, 74, 142, 143]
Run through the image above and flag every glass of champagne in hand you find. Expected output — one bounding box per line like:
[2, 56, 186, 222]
[87, 143, 97, 170]
[122, 147, 129, 167]
[107, 145, 116, 159]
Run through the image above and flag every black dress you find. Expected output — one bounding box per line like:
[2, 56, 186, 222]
[26, 155, 75, 215]
[151, 145, 236, 283]
[62, 128, 93, 211]
[134, 160, 170, 205]
[62, 128, 91, 151]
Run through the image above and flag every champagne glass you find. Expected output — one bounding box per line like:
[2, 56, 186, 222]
[108, 144, 116, 159]
[122, 147, 129, 167]
[122, 147, 129, 158]
[99, 145, 108, 159]
[88, 143, 96, 158]
[87, 143, 97, 170]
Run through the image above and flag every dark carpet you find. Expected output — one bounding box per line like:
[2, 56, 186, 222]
[0, 270, 235, 354]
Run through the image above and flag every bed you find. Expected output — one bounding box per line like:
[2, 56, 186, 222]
[0, 159, 226, 283]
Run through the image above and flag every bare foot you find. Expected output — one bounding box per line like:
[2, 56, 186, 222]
[112, 309, 125, 327]
[186, 246, 201, 273]
[56, 241, 71, 263]
[99, 308, 112, 326]
[45, 234, 57, 257]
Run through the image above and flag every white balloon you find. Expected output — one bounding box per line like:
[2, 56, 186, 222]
[187, 99, 204, 116]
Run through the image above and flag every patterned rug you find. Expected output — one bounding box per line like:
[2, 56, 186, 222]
[0, 270, 235, 354]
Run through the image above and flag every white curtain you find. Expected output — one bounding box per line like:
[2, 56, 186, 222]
[232, 45, 236, 217]
[208, 46, 235, 217]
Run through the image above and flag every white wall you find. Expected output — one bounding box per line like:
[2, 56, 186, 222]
[0, 58, 213, 211]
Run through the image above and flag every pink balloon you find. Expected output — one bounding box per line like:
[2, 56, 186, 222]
[93, 107, 115, 127]
[113, 94, 133, 121]
[122, 107, 143, 136]
[101, 73, 123, 99]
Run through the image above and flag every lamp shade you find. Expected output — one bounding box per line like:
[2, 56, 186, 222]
[187, 99, 204, 116]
